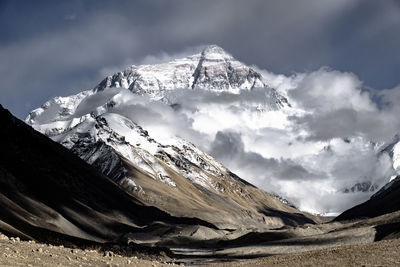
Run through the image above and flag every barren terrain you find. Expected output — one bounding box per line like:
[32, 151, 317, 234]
[215, 238, 400, 267]
[1, 226, 400, 266]
[0, 208, 399, 266]
[0, 232, 181, 267]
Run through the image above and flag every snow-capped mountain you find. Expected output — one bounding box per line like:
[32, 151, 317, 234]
[55, 111, 228, 192]
[26, 45, 316, 230]
[93, 44, 288, 108]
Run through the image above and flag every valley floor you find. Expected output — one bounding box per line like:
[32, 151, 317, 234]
[1, 232, 400, 267]
[1, 211, 400, 266]
[214, 238, 400, 267]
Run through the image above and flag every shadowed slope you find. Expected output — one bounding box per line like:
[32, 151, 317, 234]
[0, 104, 215, 243]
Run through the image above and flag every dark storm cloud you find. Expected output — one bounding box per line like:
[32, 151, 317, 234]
[0, 0, 399, 118]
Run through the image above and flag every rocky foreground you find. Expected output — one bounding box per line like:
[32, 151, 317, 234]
[1, 211, 399, 266]
[1, 229, 400, 267]
[0, 210, 400, 266]
[0, 232, 181, 267]
[215, 238, 400, 267]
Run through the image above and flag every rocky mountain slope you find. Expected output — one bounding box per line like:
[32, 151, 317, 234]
[0, 104, 215, 244]
[25, 45, 317, 230]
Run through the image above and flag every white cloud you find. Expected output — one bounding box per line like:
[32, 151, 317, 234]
[289, 67, 372, 112]
[28, 64, 400, 214]
[270, 68, 400, 143]
[103, 68, 399, 214]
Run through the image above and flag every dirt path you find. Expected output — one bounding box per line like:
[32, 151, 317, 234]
[214, 238, 400, 267]
[0, 233, 182, 267]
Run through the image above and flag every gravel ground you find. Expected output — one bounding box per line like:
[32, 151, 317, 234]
[214, 238, 400, 267]
[0, 233, 183, 267]
[1, 230, 400, 266]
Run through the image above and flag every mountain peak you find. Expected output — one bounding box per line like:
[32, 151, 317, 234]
[200, 45, 233, 60]
[90, 45, 289, 109]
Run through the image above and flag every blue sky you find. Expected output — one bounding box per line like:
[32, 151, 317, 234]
[0, 0, 399, 118]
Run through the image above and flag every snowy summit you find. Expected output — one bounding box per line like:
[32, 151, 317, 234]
[95, 45, 280, 97]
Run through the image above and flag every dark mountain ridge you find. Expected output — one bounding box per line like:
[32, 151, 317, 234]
[0, 104, 215, 244]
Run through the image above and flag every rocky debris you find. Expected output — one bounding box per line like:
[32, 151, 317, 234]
[103, 251, 113, 257]
[1, 209, 400, 267]
[213, 238, 400, 267]
[0, 232, 182, 267]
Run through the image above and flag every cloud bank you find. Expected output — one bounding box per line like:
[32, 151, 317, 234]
[82, 66, 400, 214]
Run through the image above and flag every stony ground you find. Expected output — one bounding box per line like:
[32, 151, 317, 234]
[0, 233, 183, 267]
[1, 229, 400, 266]
[215, 238, 400, 267]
